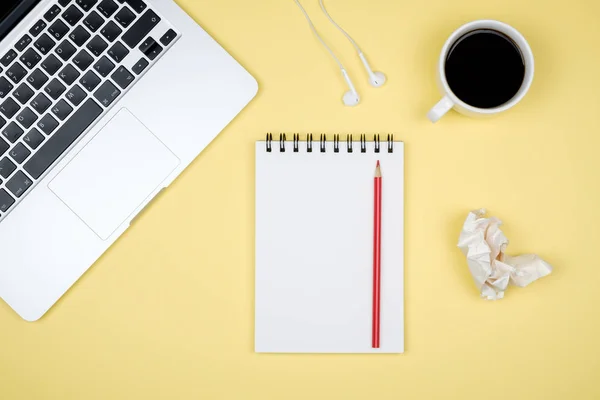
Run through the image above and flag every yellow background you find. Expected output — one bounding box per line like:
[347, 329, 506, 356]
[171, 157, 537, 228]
[1, 0, 600, 398]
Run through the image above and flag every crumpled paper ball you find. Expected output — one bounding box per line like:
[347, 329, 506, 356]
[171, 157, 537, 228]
[457, 209, 553, 300]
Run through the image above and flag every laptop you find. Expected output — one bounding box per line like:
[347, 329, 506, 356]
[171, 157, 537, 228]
[0, 0, 258, 321]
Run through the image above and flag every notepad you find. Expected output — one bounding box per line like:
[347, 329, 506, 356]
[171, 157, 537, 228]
[255, 134, 404, 353]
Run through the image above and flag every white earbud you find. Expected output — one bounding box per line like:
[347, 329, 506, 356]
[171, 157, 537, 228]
[341, 69, 360, 106]
[359, 52, 387, 87]
[293, 0, 360, 107]
[320, 0, 386, 88]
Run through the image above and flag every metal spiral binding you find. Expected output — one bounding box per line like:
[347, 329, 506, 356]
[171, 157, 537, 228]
[279, 133, 286, 152]
[266, 133, 273, 152]
[267, 134, 394, 153]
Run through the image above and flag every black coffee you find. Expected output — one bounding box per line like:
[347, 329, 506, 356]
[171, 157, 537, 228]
[444, 29, 525, 109]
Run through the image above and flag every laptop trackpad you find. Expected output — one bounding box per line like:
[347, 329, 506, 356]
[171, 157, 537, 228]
[49, 109, 180, 240]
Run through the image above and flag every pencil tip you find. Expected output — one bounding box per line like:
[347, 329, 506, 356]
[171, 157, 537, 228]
[375, 161, 382, 177]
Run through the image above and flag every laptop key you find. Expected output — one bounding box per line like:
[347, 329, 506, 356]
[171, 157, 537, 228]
[30, 93, 53, 114]
[145, 42, 162, 61]
[94, 81, 120, 107]
[29, 20, 47, 37]
[122, 9, 160, 48]
[44, 5, 61, 22]
[2, 122, 24, 143]
[0, 98, 20, 119]
[0, 188, 15, 213]
[62, 5, 84, 26]
[80, 70, 101, 91]
[0, 77, 14, 98]
[111, 66, 134, 89]
[56, 40, 77, 61]
[83, 11, 105, 32]
[51, 100, 73, 121]
[27, 68, 49, 90]
[1, 50, 18, 67]
[58, 0, 72, 6]
[0, 139, 8, 157]
[131, 57, 148, 75]
[23, 128, 45, 150]
[48, 20, 70, 41]
[16, 107, 38, 129]
[6, 62, 28, 84]
[98, 0, 119, 18]
[115, 7, 136, 28]
[9, 143, 31, 164]
[20, 48, 42, 69]
[6, 171, 33, 198]
[87, 35, 108, 57]
[44, 79, 67, 100]
[59, 64, 80, 85]
[139, 37, 155, 53]
[25, 99, 102, 179]
[124, 0, 147, 14]
[0, 116, 5, 130]
[15, 35, 32, 52]
[0, 157, 16, 178]
[77, 0, 99, 12]
[34, 33, 56, 55]
[107, 42, 129, 63]
[41, 54, 63, 75]
[160, 29, 176, 46]
[37, 114, 60, 135]
[65, 84, 87, 106]
[73, 50, 94, 71]
[69, 26, 91, 46]
[100, 21, 123, 43]
[93, 56, 115, 77]
[13, 83, 35, 105]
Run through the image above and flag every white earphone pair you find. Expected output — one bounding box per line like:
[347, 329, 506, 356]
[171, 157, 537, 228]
[294, 0, 386, 106]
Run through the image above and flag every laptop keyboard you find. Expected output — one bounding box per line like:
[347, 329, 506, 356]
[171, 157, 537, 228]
[0, 0, 179, 222]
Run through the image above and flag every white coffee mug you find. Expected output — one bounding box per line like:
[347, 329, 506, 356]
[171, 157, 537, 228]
[427, 20, 534, 123]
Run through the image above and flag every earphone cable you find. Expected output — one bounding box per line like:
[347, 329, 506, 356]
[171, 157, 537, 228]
[319, 0, 363, 54]
[293, 0, 345, 71]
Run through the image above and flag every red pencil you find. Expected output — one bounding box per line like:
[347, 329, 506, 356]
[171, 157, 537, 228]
[373, 160, 382, 348]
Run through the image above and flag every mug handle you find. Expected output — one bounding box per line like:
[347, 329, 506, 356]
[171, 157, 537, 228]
[427, 95, 454, 123]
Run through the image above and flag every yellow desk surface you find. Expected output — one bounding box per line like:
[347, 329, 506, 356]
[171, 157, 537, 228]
[2, 0, 600, 399]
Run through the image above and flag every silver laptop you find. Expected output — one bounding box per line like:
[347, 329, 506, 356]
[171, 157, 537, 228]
[0, 0, 258, 321]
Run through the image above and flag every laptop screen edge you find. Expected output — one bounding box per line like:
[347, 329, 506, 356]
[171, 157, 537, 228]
[0, 0, 43, 42]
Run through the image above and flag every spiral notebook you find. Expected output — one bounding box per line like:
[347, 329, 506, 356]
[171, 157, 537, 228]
[255, 134, 404, 353]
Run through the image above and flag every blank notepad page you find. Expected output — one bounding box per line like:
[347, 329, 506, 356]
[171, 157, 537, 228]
[255, 138, 404, 353]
